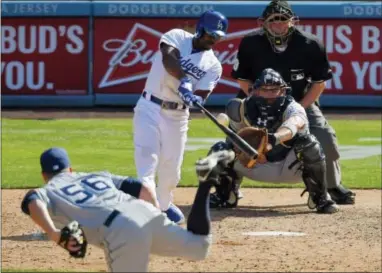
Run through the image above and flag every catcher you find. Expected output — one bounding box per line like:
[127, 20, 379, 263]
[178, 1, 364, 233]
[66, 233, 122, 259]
[209, 68, 339, 214]
[21, 147, 235, 271]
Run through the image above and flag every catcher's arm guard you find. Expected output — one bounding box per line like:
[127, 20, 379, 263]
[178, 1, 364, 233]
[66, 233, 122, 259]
[234, 127, 269, 168]
[58, 221, 87, 258]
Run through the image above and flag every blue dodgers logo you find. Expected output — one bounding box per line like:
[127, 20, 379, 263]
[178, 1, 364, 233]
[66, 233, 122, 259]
[179, 58, 207, 80]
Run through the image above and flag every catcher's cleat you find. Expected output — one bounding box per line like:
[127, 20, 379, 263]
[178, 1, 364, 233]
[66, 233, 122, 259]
[316, 199, 339, 214]
[303, 191, 339, 214]
[328, 186, 355, 205]
[195, 150, 235, 183]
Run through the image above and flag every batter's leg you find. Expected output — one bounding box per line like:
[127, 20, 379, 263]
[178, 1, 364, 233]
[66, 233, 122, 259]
[156, 113, 188, 211]
[133, 102, 161, 193]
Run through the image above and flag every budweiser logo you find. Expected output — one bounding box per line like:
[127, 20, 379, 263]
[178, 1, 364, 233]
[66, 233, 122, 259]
[98, 23, 256, 89]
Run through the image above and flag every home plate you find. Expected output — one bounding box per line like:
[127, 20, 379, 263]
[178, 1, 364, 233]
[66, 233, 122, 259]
[242, 231, 306, 237]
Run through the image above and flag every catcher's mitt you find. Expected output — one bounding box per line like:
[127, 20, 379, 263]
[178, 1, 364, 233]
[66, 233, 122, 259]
[58, 221, 87, 258]
[234, 127, 269, 168]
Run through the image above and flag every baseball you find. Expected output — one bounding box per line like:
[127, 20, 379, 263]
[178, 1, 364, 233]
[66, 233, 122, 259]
[216, 113, 229, 127]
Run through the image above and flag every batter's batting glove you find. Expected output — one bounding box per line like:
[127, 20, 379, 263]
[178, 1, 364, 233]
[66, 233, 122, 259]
[178, 77, 202, 107]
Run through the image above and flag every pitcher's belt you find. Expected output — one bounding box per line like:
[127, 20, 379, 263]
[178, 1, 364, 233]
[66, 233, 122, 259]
[142, 91, 187, 110]
[104, 210, 120, 228]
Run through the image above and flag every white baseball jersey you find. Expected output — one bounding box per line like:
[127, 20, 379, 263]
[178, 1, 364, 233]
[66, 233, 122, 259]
[143, 28, 222, 104]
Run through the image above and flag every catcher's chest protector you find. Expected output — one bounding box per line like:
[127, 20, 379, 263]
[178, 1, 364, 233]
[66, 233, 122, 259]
[244, 96, 293, 132]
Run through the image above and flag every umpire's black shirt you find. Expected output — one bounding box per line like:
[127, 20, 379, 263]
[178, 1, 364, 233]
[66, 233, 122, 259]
[231, 28, 333, 102]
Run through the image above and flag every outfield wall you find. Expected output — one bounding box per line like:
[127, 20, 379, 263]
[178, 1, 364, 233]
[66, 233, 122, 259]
[1, 1, 381, 107]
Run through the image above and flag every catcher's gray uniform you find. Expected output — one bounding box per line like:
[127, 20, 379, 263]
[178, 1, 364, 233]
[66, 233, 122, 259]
[22, 171, 210, 272]
[231, 100, 309, 183]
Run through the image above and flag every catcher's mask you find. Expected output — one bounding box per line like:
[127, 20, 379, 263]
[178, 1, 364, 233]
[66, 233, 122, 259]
[258, 0, 298, 52]
[251, 68, 290, 106]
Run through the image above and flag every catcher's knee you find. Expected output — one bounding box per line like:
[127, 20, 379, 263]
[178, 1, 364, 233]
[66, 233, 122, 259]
[294, 134, 325, 166]
[309, 126, 340, 161]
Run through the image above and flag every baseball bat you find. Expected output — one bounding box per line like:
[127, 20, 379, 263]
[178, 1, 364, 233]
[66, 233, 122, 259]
[194, 101, 258, 162]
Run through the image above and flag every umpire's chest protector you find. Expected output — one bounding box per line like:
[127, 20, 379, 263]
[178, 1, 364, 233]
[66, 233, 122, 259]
[240, 30, 314, 102]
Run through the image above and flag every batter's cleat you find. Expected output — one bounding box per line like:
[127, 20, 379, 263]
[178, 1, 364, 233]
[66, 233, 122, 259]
[328, 185, 355, 205]
[195, 150, 235, 183]
[164, 203, 185, 225]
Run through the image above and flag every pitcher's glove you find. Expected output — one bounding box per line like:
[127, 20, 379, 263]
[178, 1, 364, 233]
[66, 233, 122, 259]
[234, 127, 269, 168]
[58, 221, 87, 258]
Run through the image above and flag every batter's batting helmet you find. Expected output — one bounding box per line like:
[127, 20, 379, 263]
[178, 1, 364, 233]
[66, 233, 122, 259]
[195, 10, 228, 39]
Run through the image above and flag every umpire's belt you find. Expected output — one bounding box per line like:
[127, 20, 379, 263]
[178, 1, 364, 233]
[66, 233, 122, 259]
[104, 210, 121, 228]
[142, 91, 187, 110]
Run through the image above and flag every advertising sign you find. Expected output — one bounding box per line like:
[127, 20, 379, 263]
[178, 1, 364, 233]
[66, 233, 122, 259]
[1, 18, 89, 95]
[93, 18, 381, 96]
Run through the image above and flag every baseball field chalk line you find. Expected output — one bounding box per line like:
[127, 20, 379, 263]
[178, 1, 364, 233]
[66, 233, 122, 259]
[358, 137, 382, 142]
[242, 231, 306, 237]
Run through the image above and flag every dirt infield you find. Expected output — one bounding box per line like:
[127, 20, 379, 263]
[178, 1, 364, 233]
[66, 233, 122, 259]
[2, 188, 381, 272]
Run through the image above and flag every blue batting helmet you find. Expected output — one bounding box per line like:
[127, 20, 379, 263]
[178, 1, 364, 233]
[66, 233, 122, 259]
[195, 10, 228, 39]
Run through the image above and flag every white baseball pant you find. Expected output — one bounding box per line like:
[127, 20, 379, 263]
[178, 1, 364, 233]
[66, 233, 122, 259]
[133, 97, 189, 210]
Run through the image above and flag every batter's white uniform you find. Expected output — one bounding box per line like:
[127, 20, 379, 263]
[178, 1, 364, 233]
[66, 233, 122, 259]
[133, 29, 222, 210]
[27, 171, 211, 272]
[231, 101, 310, 183]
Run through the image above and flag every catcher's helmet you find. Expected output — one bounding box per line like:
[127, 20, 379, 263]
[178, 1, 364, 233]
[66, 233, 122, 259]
[251, 68, 291, 107]
[253, 68, 288, 90]
[195, 10, 228, 39]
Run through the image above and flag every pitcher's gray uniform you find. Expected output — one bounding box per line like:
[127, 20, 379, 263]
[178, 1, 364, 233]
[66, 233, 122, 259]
[22, 171, 210, 272]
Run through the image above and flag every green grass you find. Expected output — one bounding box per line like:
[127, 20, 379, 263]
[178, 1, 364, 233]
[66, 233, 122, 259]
[1, 118, 381, 189]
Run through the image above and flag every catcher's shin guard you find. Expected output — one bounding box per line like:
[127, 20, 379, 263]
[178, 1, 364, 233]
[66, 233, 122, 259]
[294, 134, 339, 214]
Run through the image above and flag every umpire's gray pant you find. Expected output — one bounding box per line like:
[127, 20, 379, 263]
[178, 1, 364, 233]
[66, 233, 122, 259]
[306, 104, 341, 189]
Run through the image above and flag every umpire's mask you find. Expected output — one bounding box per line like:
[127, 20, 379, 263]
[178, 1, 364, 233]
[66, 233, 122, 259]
[259, 1, 298, 52]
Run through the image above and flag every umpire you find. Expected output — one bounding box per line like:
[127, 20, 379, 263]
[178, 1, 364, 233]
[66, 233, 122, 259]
[231, 0, 355, 204]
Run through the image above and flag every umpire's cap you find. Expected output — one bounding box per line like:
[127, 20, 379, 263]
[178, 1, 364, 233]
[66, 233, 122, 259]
[40, 147, 71, 173]
[261, 0, 295, 19]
